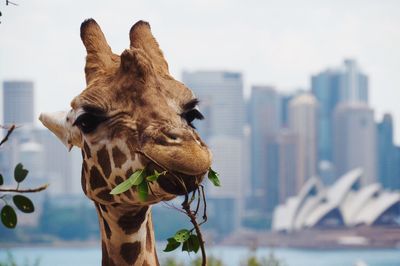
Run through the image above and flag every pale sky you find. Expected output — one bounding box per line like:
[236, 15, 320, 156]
[1, 0, 400, 141]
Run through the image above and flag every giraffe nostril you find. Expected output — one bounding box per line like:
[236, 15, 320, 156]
[162, 128, 183, 142]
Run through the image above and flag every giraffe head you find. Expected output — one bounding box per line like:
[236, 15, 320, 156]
[39, 19, 212, 207]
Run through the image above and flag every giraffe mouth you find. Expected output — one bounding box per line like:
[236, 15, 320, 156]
[146, 161, 206, 195]
[136, 150, 207, 195]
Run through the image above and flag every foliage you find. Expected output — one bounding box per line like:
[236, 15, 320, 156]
[0, 125, 48, 230]
[0, 163, 46, 229]
[191, 256, 224, 266]
[241, 252, 286, 266]
[162, 256, 224, 266]
[0, 251, 40, 266]
[163, 258, 184, 266]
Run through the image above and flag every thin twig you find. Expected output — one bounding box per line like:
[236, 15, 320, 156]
[6, 0, 18, 6]
[0, 184, 49, 193]
[193, 188, 201, 216]
[135, 149, 207, 266]
[0, 124, 16, 147]
[198, 185, 208, 226]
[182, 198, 207, 266]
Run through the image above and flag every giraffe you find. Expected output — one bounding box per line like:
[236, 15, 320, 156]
[39, 19, 212, 266]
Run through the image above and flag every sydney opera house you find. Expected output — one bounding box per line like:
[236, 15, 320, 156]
[272, 168, 400, 232]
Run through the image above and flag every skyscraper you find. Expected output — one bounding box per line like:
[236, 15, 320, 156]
[249, 86, 281, 211]
[340, 59, 369, 104]
[377, 114, 400, 190]
[275, 131, 298, 203]
[288, 93, 318, 191]
[182, 71, 244, 139]
[3, 81, 34, 125]
[333, 103, 376, 184]
[182, 71, 245, 236]
[312, 59, 369, 164]
[311, 70, 341, 162]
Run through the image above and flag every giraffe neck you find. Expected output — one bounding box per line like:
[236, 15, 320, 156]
[95, 204, 159, 266]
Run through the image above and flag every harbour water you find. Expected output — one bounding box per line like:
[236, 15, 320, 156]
[0, 245, 399, 266]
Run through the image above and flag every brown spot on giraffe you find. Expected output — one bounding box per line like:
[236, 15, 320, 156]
[114, 175, 123, 185]
[89, 166, 107, 190]
[83, 141, 92, 159]
[97, 145, 112, 178]
[103, 218, 112, 239]
[118, 206, 149, 234]
[96, 189, 113, 202]
[39, 18, 212, 266]
[81, 165, 88, 195]
[99, 204, 108, 213]
[120, 242, 141, 265]
[112, 146, 127, 168]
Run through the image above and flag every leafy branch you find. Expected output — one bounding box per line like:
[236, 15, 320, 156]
[0, 124, 48, 229]
[110, 150, 221, 266]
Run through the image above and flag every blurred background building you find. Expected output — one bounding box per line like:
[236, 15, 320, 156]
[182, 71, 246, 237]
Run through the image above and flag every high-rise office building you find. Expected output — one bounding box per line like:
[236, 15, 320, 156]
[182, 71, 244, 139]
[275, 131, 298, 203]
[311, 70, 341, 162]
[340, 59, 369, 104]
[312, 59, 369, 164]
[182, 71, 245, 236]
[34, 128, 82, 195]
[333, 103, 376, 184]
[288, 93, 318, 191]
[248, 86, 281, 211]
[3, 81, 34, 125]
[377, 114, 400, 190]
[280, 94, 293, 129]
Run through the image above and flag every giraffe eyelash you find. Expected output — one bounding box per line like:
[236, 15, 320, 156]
[73, 112, 108, 134]
[181, 109, 204, 128]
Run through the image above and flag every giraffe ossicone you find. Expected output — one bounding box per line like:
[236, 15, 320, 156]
[39, 18, 212, 266]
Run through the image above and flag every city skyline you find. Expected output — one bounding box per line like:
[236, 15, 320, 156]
[1, 59, 399, 232]
[1, 1, 400, 142]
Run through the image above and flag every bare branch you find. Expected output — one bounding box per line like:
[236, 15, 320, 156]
[6, 0, 18, 6]
[0, 124, 16, 147]
[0, 184, 49, 193]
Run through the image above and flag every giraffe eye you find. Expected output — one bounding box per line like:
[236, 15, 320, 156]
[73, 113, 107, 134]
[182, 109, 204, 128]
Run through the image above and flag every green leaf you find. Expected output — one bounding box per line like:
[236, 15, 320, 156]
[182, 234, 200, 253]
[163, 237, 181, 252]
[0, 174, 3, 186]
[173, 229, 190, 243]
[1, 205, 17, 228]
[208, 168, 221, 187]
[146, 170, 167, 182]
[14, 163, 28, 183]
[138, 181, 148, 201]
[110, 169, 144, 195]
[13, 195, 34, 213]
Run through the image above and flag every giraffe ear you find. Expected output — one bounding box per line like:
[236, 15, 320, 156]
[39, 111, 82, 151]
[80, 19, 113, 84]
[129, 20, 169, 75]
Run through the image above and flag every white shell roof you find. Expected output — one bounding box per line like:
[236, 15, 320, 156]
[341, 183, 381, 225]
[353, 191, 400, 225]
[272, 168, 400, 231]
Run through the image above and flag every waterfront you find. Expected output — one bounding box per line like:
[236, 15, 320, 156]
[0, 245, 399, 266]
